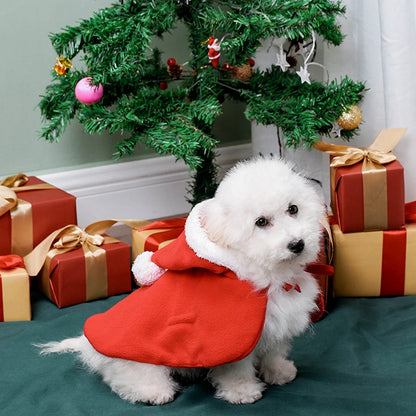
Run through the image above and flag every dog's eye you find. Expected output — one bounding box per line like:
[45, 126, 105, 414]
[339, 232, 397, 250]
[287, 204, 298, 216]
[255, 216, 269, 227]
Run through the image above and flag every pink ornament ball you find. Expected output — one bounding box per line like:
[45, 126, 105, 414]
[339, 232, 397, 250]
[75, 77, 104, 105]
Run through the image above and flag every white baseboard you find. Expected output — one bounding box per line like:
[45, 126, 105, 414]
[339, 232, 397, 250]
[38, 143, 252, 240]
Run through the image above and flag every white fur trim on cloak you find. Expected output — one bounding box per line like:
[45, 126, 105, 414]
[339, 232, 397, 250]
[132, 251, 165, 286]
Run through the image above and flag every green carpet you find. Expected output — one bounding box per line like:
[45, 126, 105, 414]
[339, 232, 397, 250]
[2, 289, 415, 415]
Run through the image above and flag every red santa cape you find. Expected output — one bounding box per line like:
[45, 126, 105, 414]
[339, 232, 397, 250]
[84, 223, 268, 368]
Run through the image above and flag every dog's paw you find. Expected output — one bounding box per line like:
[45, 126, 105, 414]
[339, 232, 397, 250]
[102, 362, 179, 405]
[261, 357, 297, 386]
[113, 380, 177, 405]
[215, 381, 265, 404]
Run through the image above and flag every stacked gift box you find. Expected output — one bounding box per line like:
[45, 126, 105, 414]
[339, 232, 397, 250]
[0, 172, 148, 321]
[316, 128, 413, 297]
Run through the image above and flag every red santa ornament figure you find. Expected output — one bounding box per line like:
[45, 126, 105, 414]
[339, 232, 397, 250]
[208, 36, 221, 67]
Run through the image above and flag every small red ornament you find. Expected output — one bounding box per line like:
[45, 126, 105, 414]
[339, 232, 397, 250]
[159, 81, 168, 90]
[208, 37, 221, 67]
[167, 58, 176, 67]
[247, 58, 255, 67]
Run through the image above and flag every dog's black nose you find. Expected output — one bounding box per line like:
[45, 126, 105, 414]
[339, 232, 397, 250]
[288, 239, 304, 254]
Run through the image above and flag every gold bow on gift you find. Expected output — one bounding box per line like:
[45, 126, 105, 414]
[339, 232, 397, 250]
[0, 173, 29, 188]
[23, 219, 149, 277]
[24, 219, 149, 304]
[0, 173, 28, 216]
[313, 128, 407, 169]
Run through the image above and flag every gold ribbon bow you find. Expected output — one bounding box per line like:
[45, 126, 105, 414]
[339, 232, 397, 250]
[313, 128, 407, 169]
[23, 219, 148, 305]
[52, 225, 105, 250]
[314, 128, 407, 231]
[23, 219, 149, 277]
[0, 186, 18, 217]
[0, 173, 29, 188]
[0, 173, 28, 216]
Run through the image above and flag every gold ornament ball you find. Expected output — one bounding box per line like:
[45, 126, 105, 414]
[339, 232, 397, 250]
[337, 105, 362, 130]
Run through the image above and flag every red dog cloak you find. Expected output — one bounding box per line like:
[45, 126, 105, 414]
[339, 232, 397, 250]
[84, 232, 268, 368]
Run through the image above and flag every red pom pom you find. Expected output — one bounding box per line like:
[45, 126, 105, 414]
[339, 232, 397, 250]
[167, 58, 176, 67]
[159, 81, 168, 90]
[247, 58, 255, 67]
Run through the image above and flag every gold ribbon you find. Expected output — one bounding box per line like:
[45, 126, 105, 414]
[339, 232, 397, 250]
[0, 186, 18, 217]
[0, 267, 31, 321]
[24, 219, 149, 303]
[0, 253, 31, 321]
[0, 173, 29, 188]
[313, 128, 406, 169]
[314, 128, 407, 230]
[0, 173, 56, 215]
[0, 173, 28, 216]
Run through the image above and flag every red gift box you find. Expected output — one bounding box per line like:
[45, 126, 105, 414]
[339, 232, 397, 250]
[132, 217, 187, 259]
[331, 159, 404, 232]
[23, 220, 144, 308]
[39, 239, 131, 308]
[0, 174, 77, 256]
[314, 128, 406, 233]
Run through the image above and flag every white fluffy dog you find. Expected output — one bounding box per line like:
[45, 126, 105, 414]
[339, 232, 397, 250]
[38, 157, 325, 405]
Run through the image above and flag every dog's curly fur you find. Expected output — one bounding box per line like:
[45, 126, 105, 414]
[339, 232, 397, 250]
[38, 157, 325, 405]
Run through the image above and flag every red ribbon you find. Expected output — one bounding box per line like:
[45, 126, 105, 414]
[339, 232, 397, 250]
[379, 201, 415, 296]
[282, 283, 301, 292]
[380, 229, 407, 296]
[0, 254, 24, 270]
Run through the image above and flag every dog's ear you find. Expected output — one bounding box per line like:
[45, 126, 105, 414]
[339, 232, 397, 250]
[199, 199, 228, 246]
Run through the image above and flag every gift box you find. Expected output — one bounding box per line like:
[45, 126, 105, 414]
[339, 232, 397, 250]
[24, 221, 139, 308]
[0, 174, 77, 256]
[331, 209, 416, 297]
[39, 239, 131, 308]
[314, 128, 406, 233]
[132, 217, 187, 259]
[0, 255, 31, 322]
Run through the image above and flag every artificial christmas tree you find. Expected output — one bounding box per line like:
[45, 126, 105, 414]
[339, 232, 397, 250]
[39, 0, 365, 204]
